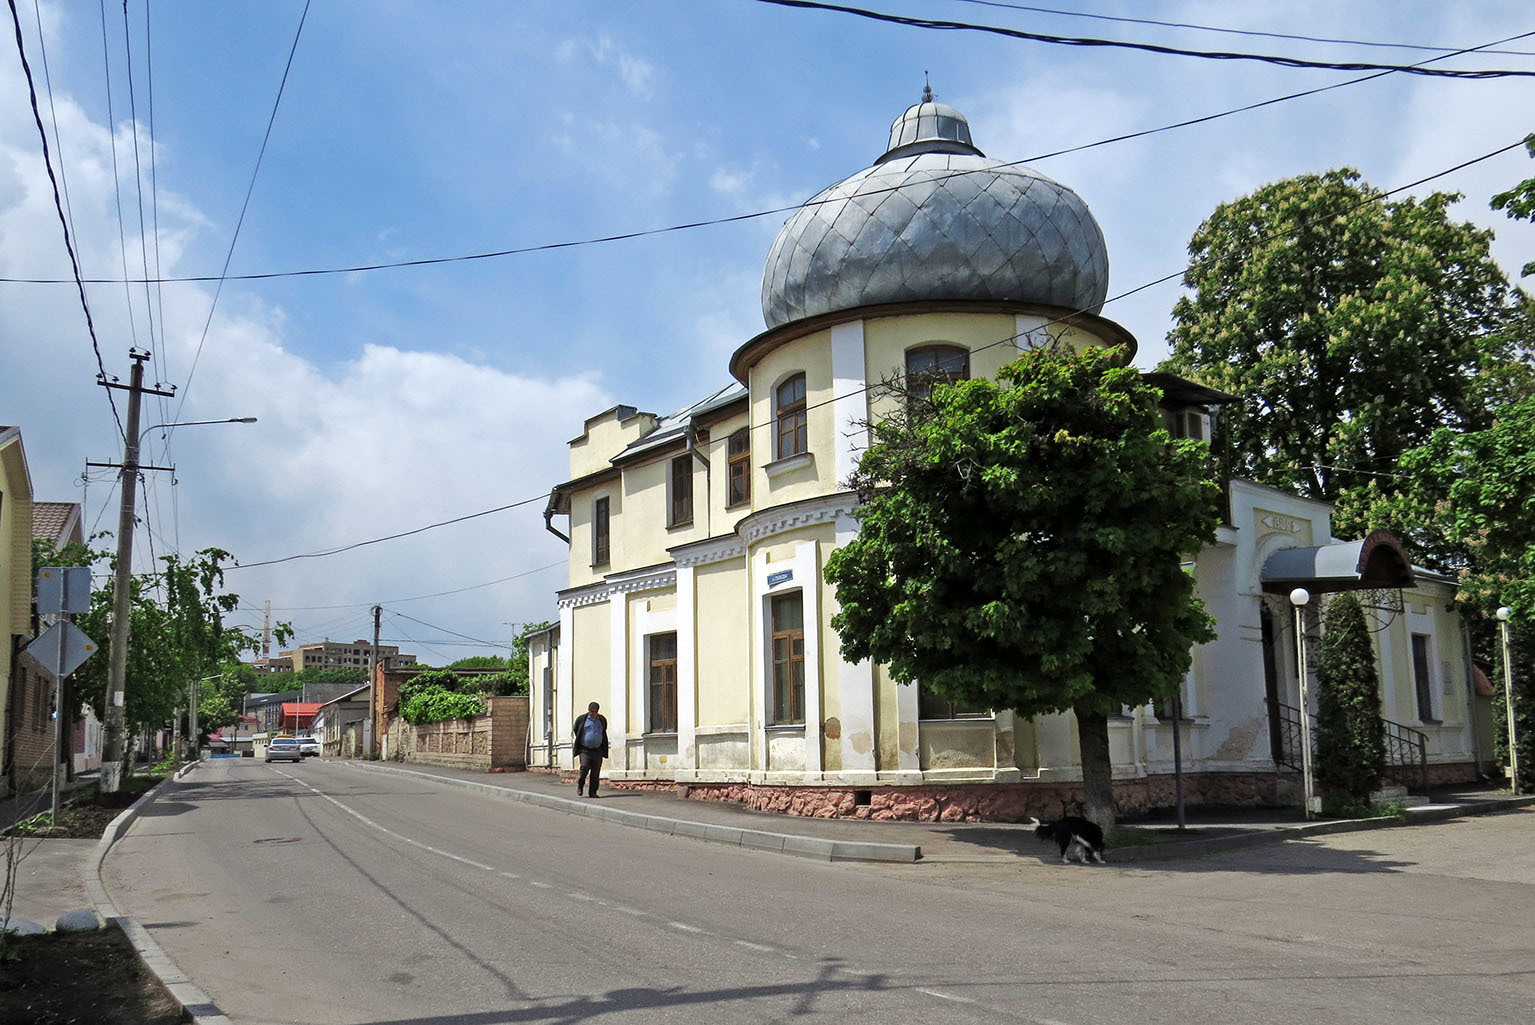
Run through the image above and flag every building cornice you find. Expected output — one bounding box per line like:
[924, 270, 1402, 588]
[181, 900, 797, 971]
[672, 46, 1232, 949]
[737, 492, 860, 548]
[729, 299, 1139, 384]
[670, 533, 747, 568]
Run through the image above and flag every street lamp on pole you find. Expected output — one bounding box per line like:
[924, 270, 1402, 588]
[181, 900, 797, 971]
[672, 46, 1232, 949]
[101, 408, 258, 792]
[1290, 587, 1318, 819]
[1497, 607, 1519, 794]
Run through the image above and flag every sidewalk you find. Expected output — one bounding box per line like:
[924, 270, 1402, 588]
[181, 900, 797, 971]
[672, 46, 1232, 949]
[335, 760, 1535, 865]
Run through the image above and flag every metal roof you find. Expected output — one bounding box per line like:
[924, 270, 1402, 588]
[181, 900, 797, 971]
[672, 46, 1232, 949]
[1260, 531, 1416, 594]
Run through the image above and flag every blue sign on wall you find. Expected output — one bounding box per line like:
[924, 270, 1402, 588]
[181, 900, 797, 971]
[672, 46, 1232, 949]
[767, 570, 794, 588]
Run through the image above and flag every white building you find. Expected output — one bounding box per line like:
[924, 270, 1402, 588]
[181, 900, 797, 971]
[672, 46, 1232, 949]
[528, 90, 1485, 820]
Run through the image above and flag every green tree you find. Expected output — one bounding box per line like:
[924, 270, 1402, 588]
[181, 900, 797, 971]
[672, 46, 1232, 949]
[1313, 593, 1387, 810]
[1367, 395, 1535, 787]
[447, 655, 511, 670]
[823, 345, 1222, 829]
[1492, 132, 1535, 278]
[1163, 169, 1520, 530]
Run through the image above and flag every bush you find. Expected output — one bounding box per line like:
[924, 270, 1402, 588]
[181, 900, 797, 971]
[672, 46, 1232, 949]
[397, 669, 464, 707]
[400, 688, 485, 725]
[1314, 593, 1387, 806]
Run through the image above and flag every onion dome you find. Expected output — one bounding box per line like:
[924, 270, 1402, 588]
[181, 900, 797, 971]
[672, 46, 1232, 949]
[761, 85, 1110, 329]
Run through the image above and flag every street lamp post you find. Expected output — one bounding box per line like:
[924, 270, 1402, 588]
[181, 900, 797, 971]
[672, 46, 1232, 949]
[100, 403, 257, 792]
[1497, 607, 1519, 794]
[1290, 587, 1317, 819]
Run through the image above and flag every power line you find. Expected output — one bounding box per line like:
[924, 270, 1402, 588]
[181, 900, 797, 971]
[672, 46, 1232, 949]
[383, 609, 514, 650]
[214, 134, 1530, 571]
[229, 493, 549, 569]
[7, 21, 1526, 294]
[171, 0, 311, 433]
[240, 560, 566, 611]
[98, 0, 145, 361]
[6, 0, 125, 439]
[945, 0, 1535, 57]
[755, 0, 1535, 77]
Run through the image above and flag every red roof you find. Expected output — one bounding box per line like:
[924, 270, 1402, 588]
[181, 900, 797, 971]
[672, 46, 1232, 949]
[280, 702, 321, 721]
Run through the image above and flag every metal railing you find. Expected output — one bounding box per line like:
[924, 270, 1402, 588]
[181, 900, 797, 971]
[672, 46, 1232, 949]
[1273, 702, 1429, 792]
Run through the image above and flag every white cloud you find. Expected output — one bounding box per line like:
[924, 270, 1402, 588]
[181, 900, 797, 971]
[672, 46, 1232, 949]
[1, 55, 608, 653]
[560, 32, 657, 100]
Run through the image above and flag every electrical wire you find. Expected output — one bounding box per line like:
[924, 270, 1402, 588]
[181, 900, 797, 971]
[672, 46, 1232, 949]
[6, 0, 125, 440]
[944, 0, 1535, 57]
[216, 134, 1531, 572]
[229, 494, 549, 569]
[383, 609, 514, 650]
[170, 0, 311, 435]
[754, 0, 1535, 77]
[98, 0, 145, 360]
[8, 20, 1528, 293]
[240, 560, 567, 610]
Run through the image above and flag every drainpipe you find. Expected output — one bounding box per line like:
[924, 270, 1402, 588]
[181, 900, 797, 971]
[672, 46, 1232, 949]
[543, 494, 570, 544]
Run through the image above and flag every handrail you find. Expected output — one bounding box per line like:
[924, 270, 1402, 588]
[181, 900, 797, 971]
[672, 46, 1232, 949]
[1273, 702, 1429, 792]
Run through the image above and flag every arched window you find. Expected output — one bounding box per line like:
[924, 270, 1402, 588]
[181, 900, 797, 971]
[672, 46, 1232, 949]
[775, 374, 807, 459]
[905, 345, 970, 403]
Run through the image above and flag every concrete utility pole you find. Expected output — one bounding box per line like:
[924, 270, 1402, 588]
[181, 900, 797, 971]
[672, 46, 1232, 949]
[367, 604, 382, 755]
[98, 351, 174, 793]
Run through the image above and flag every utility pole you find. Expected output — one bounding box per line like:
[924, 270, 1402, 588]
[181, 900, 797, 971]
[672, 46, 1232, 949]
[98, 350, 175, 793]
[367, 604, 382, 756]
[262, 600, 272, 659]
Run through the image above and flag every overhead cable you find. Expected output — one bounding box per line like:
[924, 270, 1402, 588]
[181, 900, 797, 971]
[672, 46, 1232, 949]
[6, 0, 125, 439]
[754, 0, 1535, 77]
[946, 0, 1535, 57]
[7, 23, 1528, 292]
[217, 134, 1530, 570]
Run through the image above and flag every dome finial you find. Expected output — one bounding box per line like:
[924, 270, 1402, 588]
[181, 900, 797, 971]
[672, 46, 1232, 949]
[922, 72, 932, 103]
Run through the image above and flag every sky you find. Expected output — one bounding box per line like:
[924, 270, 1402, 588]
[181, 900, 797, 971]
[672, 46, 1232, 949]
[2, 0, 1532, 665]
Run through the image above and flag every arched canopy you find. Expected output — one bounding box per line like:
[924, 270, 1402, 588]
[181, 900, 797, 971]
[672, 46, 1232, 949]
[1260, 530, 1415, 594]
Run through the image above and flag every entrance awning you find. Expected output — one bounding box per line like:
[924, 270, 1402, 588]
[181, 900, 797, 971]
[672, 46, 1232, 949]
[1260, 530, 1415, 594]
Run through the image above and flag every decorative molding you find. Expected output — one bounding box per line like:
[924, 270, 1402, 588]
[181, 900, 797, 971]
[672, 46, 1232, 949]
[671, 535, 747, 568]
[609, 567, 676, 595]
[739, 492, 859, 547]
[556, 581, 612, 609]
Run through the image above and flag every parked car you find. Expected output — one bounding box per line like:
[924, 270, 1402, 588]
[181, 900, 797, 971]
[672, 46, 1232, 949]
[297, 736, 320, 757]
[265, 737, 302, 763]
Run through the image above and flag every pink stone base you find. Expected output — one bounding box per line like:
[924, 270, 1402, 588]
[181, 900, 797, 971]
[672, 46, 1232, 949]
[536, 762, 1482, 822]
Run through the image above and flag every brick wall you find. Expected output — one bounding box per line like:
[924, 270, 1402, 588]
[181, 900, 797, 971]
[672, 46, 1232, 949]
[387, 695, 528, 772]
[8, 659, 59, 792]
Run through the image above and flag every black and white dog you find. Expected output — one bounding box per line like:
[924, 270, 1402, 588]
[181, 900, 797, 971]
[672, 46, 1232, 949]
[1028, 815, 1107, 864]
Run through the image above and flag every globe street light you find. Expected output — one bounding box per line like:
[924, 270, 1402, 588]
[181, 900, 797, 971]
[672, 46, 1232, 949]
[1497, 607, 1518, 794]
[1290, 587, 1317, 819]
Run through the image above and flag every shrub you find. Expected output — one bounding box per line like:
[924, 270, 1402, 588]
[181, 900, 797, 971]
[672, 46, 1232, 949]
[397, 669, 463, 707]
[1314, 593, 1387, 807]
[399, 688, 485, 725]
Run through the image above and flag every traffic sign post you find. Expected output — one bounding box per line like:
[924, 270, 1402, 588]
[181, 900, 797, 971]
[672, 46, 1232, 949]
[24, 620, 99, 824]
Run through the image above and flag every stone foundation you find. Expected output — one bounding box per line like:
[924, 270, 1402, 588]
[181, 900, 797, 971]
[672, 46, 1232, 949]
[667, 771, 1302, 823]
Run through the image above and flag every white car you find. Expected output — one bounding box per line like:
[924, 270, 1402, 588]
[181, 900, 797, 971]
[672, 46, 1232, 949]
[297, 736, 320, 757]
[265, 737, 302, 763]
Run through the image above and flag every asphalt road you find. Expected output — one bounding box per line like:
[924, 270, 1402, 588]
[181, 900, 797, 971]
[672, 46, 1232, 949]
[103, 759, 1535, 1025]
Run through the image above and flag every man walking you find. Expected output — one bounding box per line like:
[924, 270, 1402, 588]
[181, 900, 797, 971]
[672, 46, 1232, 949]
[572, 701, 609, 798]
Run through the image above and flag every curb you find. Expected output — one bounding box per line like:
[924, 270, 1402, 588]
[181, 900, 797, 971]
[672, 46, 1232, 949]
[344, 761, 923, 863]
[1111, 794, 1535, 862]
[85, 763, 235, 1025]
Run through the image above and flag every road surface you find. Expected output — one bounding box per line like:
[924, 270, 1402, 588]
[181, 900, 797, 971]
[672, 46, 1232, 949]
[103, 758, 1535, 1025]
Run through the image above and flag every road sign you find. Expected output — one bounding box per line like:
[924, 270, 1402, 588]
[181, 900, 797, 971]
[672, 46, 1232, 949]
[36, 566, 92, 615]
[25, 621, 100, 678]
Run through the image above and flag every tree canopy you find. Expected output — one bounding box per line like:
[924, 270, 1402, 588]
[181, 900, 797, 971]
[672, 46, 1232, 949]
[1162, 169, 1522, 525]
[823, 344, 1222, 827]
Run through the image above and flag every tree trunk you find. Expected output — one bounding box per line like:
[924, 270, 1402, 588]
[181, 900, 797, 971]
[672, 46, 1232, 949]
[1075, 707, 1116, 832]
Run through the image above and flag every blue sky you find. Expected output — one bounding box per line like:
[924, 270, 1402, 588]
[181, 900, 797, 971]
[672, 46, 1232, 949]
[3, 1, 1532, 663]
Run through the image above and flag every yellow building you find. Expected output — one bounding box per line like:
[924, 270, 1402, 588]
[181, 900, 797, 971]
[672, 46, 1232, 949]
[1, 426, 35, 798]
[532, 92, 1484, 820]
